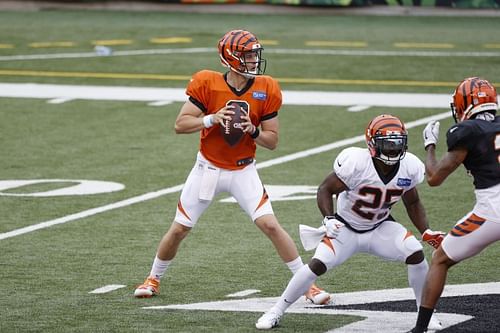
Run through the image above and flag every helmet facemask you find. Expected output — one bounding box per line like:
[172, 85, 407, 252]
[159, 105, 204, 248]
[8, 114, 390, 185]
[366, 114, 408, 166]
[450, 100, 459, 123]
[224, 48, 266, 78]
[371, 134, 408, 165]
[245, 48, 266, 76]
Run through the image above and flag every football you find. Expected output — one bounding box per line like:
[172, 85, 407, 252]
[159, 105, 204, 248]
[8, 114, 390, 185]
[220, 102, 245, 146]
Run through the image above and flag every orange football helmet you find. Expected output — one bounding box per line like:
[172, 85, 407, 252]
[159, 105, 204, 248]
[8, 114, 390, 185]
[218, 30, 266, 77]
[366, 114, 408, 165]
[451, 77, 498, 123]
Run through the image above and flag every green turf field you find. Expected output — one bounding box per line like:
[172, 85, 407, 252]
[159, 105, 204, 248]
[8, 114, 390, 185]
[0, 9, 499, 332]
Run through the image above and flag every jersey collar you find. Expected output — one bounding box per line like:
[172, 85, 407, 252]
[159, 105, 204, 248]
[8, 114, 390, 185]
[224, 72, 254, 96]
[372, 158, 400, 185]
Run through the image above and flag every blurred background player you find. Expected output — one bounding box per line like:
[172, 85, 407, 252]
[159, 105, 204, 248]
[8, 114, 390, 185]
[134, 29, 329, 305]
[410, 77, 500, 333]
[256, 114, 443, 330]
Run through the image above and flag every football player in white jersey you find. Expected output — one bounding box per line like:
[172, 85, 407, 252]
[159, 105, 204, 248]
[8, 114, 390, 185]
[256, 114, 444, 330]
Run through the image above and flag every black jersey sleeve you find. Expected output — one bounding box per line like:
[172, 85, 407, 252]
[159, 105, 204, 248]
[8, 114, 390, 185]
[446, 118, 500, 189]
[446, 123, 475, 152]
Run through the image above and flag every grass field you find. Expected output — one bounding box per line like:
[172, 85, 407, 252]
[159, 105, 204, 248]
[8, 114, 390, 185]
[0, 8, 499, 332]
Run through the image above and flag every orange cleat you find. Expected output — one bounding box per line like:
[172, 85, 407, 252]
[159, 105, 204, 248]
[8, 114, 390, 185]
[134, 276, 160, 298]
[305, 284, 331, 305]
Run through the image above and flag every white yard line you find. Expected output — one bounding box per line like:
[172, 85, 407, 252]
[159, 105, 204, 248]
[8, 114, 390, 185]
[89, 284, 126, 294]
[226, 289, 261, 298]
[146, 282, 500, 333]
[0, 112, 449, 241]
[1, 47, 500, 62]
[0, 185, 182, 240]
[269, 48, 500, 57]
[0, 48, 213, 61]
[0, 82, 454, 108]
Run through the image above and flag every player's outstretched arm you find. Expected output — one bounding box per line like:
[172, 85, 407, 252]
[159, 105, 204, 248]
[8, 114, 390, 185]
[425, 147, 466, 186]
[402, 188, 445, 248]
[402, 187, 429, 235]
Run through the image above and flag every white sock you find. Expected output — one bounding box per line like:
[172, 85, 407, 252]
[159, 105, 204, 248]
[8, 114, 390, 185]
[408, 259, 429, 308]
[273, 264, 318, 314]
[149, 256, 171, 280]
[285, 256, 304, 274]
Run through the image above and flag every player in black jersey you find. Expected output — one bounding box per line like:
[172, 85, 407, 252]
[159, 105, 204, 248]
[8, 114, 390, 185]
[410, 77, 500, 333]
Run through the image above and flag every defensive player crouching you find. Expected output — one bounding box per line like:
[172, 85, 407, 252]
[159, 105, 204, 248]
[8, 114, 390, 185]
[256, 114, 444, 330]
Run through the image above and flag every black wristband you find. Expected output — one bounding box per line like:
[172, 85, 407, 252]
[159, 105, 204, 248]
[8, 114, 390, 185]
[250, 127, 260, 139]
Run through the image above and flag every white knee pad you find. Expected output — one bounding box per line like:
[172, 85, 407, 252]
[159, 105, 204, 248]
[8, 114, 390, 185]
[403, 235, 423, 256]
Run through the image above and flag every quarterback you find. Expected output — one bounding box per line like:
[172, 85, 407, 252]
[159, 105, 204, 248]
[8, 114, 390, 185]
[410, 77, 500, 333]
[134, 29, 329, 304]
[256, 114, 443, 330]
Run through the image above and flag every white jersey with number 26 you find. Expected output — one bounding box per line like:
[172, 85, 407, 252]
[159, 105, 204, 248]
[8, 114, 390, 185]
[333, 147, 425, 231]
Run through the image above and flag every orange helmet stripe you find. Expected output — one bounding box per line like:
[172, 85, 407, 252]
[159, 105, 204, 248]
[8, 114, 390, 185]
[223, 30, 257, 54]
[453, 77, 498, 122]
[368, 115, 406, 137]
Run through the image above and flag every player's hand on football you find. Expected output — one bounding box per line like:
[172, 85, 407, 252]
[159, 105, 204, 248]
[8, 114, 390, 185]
[213, 105, 235, 126]
[423, 120, 440, 149]
[322, 216, 344, 239]
[240, 111, 256, 134]
[422, 229, 445, 249]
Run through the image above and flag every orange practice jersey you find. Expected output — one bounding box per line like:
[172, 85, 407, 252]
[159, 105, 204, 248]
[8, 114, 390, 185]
[186, 70, 282, 170]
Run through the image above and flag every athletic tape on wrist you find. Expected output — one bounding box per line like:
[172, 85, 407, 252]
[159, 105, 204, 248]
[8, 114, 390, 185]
[203, 115, 214, 128]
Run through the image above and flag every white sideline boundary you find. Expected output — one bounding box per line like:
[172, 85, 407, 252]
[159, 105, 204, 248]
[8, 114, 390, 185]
[0, 112, 450, 241]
